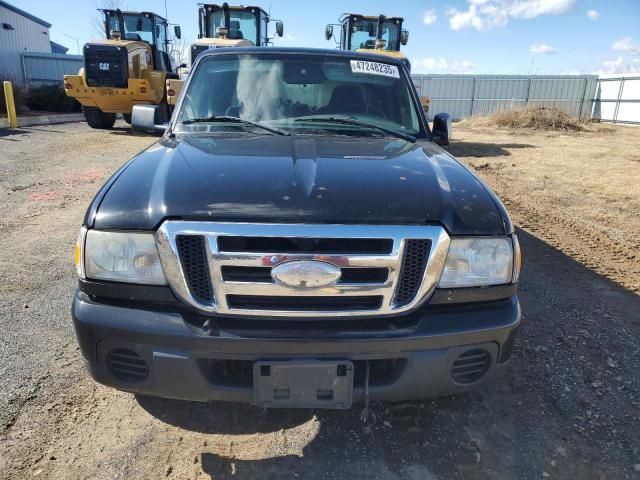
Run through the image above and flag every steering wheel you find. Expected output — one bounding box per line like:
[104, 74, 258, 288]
[336, 103, 388, 119]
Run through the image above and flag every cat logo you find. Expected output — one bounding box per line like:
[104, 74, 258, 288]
[99, 63, 110, 71]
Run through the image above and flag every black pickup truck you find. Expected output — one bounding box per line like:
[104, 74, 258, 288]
[72, 47, 521, 409]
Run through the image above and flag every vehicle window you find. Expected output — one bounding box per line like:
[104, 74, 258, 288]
[106, 14, 119, 36]
[177, 54, 421, 136]
[350, 20, 400, 51]
[209, 10, 258, 44]
[156, 22, 167, 52]
[119, 14, 154, 43]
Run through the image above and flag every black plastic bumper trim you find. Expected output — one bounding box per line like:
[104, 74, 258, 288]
[430, 284, 518, 305]
[79, 278, 178, 304]
[72, 289, 520, 403]
[79, 278, 517, 309]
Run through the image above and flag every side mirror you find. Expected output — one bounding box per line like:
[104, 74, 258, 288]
[174, 25, 182, 39]
[136, 18, 143, 31]
[400, 30, 409, 45]
[131, 105, 167, 135]
[276, 20, 283, 37]
[432, 112, 451, 146]
[325, 25, 333, 41]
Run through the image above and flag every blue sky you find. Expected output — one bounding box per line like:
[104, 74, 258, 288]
[14, 0, 640, 74]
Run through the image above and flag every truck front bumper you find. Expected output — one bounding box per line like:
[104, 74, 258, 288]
[72, 291, 521, 405]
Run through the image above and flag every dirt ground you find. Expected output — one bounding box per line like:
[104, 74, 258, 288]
[450, 120, 640, 293]
[0, 121, 638, 480]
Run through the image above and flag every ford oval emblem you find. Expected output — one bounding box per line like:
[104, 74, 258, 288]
[271, 261, 341, 289]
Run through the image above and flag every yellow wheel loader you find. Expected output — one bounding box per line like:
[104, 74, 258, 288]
[166, 3, 283, 106]
[326, 14, 409, 65]
[64, 9, 181, 129]
[325, 13, 429, 113]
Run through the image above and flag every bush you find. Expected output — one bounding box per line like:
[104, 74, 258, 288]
[25, 84, 81, 113]
[463, 106, 585, 132]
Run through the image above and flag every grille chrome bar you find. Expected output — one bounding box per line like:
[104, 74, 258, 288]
[207, 253, 398, 268]
[156, 222, 450, 317]
[219, 282, 393, 296]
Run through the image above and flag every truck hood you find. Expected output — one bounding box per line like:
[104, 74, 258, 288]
[91, 134, 505, 235]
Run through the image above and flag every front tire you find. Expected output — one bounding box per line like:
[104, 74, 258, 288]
[122, 113, 132, 124]
[83, 107, 116, 129]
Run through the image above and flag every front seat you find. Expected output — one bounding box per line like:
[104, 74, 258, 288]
[360, 39, 376, 49]
[321, 85, 366, 115]
[228, 20, 244, 39]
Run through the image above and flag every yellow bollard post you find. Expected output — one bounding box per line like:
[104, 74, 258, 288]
[3, 81, 18, 128]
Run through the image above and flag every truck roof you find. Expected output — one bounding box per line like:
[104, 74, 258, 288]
[99, 10, 168, 22]
[200, 4, 269, 14]
[341, 13, 404, 22]
[194, 46, 408, 67]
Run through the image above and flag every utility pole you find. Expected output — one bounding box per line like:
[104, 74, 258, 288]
[60, 33, 80, 55]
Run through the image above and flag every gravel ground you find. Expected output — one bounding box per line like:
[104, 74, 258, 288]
[0, 121, 638, 479]
[0, 122, 153, 430]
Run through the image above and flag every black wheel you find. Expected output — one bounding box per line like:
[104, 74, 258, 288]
[83, 107, 116, 129]
[122, 113, 132, 124]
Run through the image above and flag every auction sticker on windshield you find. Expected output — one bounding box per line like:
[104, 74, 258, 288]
[350, 60, 400, 78]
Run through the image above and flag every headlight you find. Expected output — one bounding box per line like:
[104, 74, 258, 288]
[439, 237, 514, 288]
[84, 230, 166, 285]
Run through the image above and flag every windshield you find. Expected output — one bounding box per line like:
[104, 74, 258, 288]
[350, 19, 401, 51]
[176, 54, 421, 137]
[207, 10, 258, 44]
[106, 13, 155, 44]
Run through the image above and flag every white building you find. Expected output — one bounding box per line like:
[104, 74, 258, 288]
[0, 0, 53, 84]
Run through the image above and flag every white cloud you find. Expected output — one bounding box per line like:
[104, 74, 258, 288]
[602, 56, 624, 70]
[530, 43, 557, 54]
[412, 57, 479, 74]
[447, 0, 575, 31]
[586, 9, 599, 20]
[593, 56, 640, 75]
[422, 9, 438, 25]
[612, 37, 639, 53]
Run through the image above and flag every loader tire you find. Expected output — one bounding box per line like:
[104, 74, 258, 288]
[122, 113, 132, 124]
[83, 107, 116, 129]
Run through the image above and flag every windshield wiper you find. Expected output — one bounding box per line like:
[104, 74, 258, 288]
[295, 116, 416, 143]
[180, 115, 290, 136]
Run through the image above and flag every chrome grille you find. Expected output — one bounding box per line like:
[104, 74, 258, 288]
[156, 222, 450, 317]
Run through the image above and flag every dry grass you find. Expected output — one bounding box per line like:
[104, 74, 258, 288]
[461, 106, 586, 131]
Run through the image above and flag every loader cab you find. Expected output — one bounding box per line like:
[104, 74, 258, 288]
[103, 10, 173, 73]
[199, 3, 282, 46]
[334, 14, 408, 53]
[191, 3, 283, 64]
[326, 13, 410, 71]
